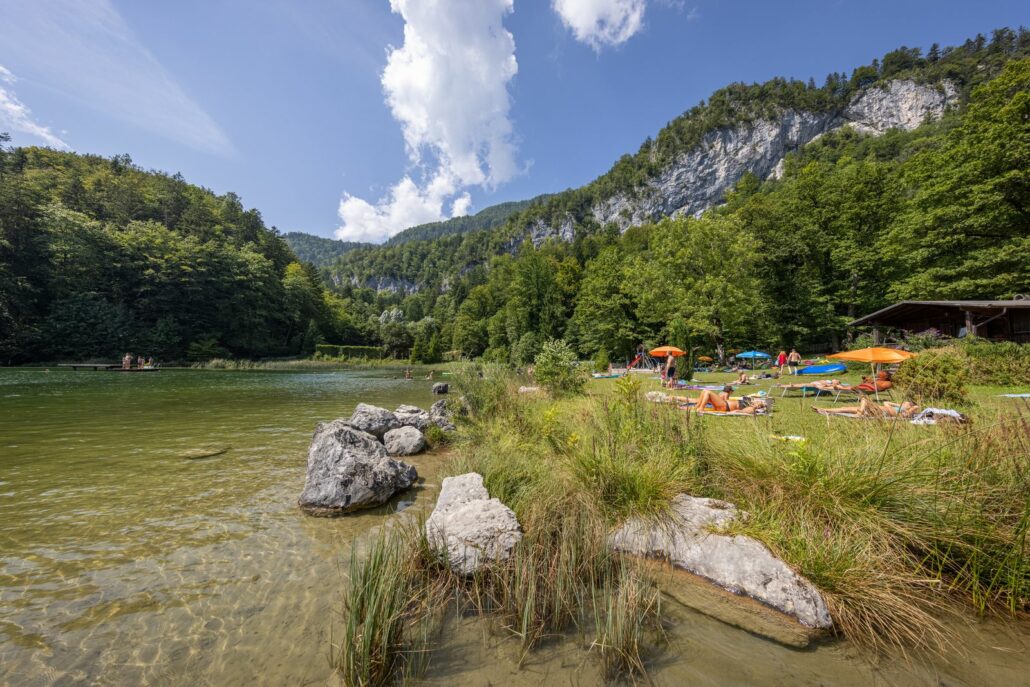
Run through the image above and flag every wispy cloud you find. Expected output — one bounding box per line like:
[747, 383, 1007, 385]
[552, 0, 647, 51]
[336, 0, 519, 243]
[0, 65, 69, 149]
[0, 0, 232, 155]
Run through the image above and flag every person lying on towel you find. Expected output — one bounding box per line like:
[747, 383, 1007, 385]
[813, 397, 918, 419]
[686, 386, 768, 414]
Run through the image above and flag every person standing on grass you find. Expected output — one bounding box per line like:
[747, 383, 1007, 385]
[776, 350, 787, 373]
[787, 348, 802, 375]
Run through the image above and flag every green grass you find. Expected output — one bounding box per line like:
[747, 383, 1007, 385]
[337, 365, 1029, 683]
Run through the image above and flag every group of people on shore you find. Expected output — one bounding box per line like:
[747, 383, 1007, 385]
[121, 353, 155, 370]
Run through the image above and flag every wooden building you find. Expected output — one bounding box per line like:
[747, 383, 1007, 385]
[849, 300, 1030, 343]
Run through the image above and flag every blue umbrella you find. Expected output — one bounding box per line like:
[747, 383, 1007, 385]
[736, 350, 771, 370]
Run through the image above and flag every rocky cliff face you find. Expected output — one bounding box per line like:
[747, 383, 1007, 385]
[535, 79, 958, 238]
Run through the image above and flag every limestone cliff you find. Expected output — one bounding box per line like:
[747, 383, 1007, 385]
[532, 79, 957, 240]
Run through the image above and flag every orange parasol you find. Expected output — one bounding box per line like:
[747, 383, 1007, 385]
[697, 355, 714, 362]
[828, 347, 915, 364]
[650, 346, 685, 357]
[828, 347, 915, 400]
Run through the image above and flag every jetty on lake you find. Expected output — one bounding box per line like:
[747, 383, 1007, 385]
[58, 364, 160, 372]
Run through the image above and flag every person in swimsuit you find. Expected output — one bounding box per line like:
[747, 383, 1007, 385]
[776, 350, 787, 373]
[690, 386, 768, 414]
[814, 397, 919, 418]
[787, 349, 802, 374]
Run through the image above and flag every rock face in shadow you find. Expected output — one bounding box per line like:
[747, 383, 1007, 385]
[426, 472, 522, 575]
[346, 403, 400, 439]
[610, 495, 832, 629]
[298, 420, 417, 516]
[383, 425, 426, 456]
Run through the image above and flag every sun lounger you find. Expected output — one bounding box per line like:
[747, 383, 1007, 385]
[776, 384, 831, 398]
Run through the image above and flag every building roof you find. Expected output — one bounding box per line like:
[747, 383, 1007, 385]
[849, 300, 1030, 327]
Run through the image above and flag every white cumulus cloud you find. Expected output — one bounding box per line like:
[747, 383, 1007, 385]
[0, 65, 70, 149]
[552, 0, 647, 50]
[336, 0, 519, 243]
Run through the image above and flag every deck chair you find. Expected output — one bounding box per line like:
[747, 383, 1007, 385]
[777, 384, 831, 398]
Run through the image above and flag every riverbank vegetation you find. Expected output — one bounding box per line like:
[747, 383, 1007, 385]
[336, 363, 1028, 684]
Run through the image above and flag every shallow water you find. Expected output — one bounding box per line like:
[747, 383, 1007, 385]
[0, 368, 1027, 686]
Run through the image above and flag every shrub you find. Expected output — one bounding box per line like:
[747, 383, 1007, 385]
[423, 424, 452, 448]
[893, 348, 969, 405]
[956, 339, 1030, 385]
[314, 344, 384, 359]
[593, 349, 611, 373]
[450, 363, 518, 418]
[534, 339, 586, 397]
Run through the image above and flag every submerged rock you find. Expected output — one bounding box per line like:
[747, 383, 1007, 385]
[383, 425, 426, 456]
[430, 399, 456, 432]
[426, 472, 522, 575]
[346, 403, 400, 439]
[298, 420, 417, 516]
[610, 495, 832, 629]
[394, 404, 432, 430]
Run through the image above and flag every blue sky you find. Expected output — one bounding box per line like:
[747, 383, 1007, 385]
[0, 1, 1025, 241]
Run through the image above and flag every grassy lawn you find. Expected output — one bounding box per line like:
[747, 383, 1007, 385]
[335, 364, 1029, 686]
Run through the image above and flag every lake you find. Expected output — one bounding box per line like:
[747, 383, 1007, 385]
[1, 368, 1027, 686]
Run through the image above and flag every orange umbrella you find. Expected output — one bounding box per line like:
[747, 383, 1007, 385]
[697, 355, 714, 362]
[650, 346, 685, 357]
[828, 347, 915, 400]
[828, 347, 915, 364]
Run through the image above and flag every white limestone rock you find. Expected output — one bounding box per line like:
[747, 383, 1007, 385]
[298, 420, 418, 516]
[346, 403, 400, 439]
[383, 426, 426, 456]
[610, 495, 832, 629]
[394, 404, 432, 430]
[426, 473, 522, 575]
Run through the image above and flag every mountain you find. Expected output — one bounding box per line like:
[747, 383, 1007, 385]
[283, 232, 367, 267]
[385, 194, 553, 245]
[318, 29, 1029, 362]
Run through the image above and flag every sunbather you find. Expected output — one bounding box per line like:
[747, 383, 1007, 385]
[813, 397, 919, 419]
[691, 386, 768, 415]
[778, 378, 840, 390]
[832, 371, 892, 393]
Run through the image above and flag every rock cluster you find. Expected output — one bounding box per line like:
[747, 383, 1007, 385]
[426, 472, 522, 575]
[610, 495, 832, 629]
[298, 400, 456, 516]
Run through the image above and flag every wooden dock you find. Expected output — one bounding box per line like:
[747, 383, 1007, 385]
[58, 364, 159, 372]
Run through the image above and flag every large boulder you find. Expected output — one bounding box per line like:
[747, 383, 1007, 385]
[394, 404, 432, 430]
[429, 399, 456, 432]
[383, 426, 426, 456]
[610, 495, 832, 629]
[431, 382, 449, 394]
[426, 473, 522, 575]
[346, 403, 400, 439]
[299, 420, 418, 516]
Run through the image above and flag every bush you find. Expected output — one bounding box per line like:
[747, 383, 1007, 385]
[892, 348, 969, 405]
[593, 349, 611, 373]
[314, 344, 383, 359]
[423, 424, 452, 448]
[450, 363, 518, 418]
[956, 339, 1030, 385]
[534, 339, 586, 397]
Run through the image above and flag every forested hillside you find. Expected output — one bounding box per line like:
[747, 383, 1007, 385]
[3, 30, 1026, 366]
[283, 232, 367, 267]
[0, 144, 367, 363]
[385, 193, 553, 245]
[320, 31, 1029, 364]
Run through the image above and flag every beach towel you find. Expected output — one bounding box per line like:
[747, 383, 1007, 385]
[910, 408, 966, 425]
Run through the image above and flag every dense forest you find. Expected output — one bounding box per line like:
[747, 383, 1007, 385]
[320, 32, 1029, 364]
[282, 232, 366, 268]
[2, 30, 1027, 365]
[0, 144, 368, 363]
[384, 193, 553, 245]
